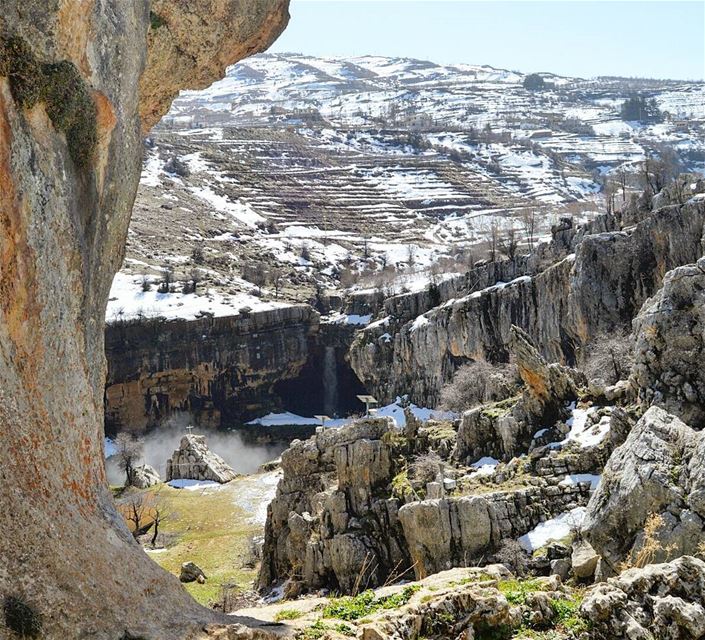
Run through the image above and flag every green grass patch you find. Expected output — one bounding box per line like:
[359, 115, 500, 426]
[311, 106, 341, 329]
[274, 609, 305, 621]
[298, 619, 328, 640]
[322, 585, 421, 621]
[137, 482, 263, 606]
[497, 579, 545, 605]
[550, 593, 590, 633]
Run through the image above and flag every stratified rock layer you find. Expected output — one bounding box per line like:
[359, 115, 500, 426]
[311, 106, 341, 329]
[0, 2, 289, 638]
[105, 305, 318, 431]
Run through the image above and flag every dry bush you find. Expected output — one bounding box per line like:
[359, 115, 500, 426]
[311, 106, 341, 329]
[409, 452, 442, 486]
[495, 539, 529, 577]
[579, 333, 634, 385]
[620, 513, 676, 570]
[439, 360, 520, 412]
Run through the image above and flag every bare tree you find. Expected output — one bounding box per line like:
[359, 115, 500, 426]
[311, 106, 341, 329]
[124, 493, 149, 540]
[406, 244, 417, 267]
[115, 433, 144, 487]
[604, 180, 618, 215]
[271, 267, 284, 299]
[150, 492, 171, 548]
[520, 209, 537, 252]
[641, 146, 682, 195]
[158, 265, 173, 294]
[499, 228, 519, 260]
[579, 333, 634, 385]
[488, 219, 500, 262]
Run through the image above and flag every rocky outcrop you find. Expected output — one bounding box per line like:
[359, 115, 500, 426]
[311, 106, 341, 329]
[453, 326, 579, 463]
[0, 2, 289, 638]
[582, 556, 705, 640]
[633, 258, 705, 428]
[105, 305, 319, 432]
[259, 414, 595, 594]
[351, 200, 705, 405]
[166, 435, 238, 483]
[141, 0, 290, 132]
[582, 406, 705, 574]
[131, 464, 161, 489]
[258, 417, 411, 594]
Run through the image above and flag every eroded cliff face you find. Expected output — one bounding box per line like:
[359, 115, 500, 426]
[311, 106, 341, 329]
[105, 305, 319, 432]
[0, 2, 289, 638]
[351, 201, 705, 406]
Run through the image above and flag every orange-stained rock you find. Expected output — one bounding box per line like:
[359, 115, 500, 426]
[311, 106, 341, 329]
[0, 2, 290, 638]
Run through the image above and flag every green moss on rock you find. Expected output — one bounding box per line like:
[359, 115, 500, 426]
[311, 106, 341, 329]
[0, 34, 96, 168]
[150, 11, 167, 30]
[1, 35, 45, 107]
[42, 61, 97, 168]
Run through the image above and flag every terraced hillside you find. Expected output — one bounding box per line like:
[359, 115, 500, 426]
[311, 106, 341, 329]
[109, 54, 705, 321]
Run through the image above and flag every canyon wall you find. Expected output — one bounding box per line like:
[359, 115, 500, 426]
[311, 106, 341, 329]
[350, 200, 705, 406]
[104, 308, 367, 434]
[0, 2, 289, 638]
[105, 305, 318, 432]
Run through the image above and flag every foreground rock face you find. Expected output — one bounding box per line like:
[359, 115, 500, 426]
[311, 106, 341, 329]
[0, 2, 289, 638]
[583, 406, 705, 574]
[166, 435, 238, 483]
[633, 258, 705, 428]
[351, 201, 705, 405]
[582, 556, 705, 640]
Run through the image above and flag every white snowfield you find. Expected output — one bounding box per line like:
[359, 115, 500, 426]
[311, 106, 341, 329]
[518, 507, 588, 552]
[106, 272, 289, 322]
[246, 397, 455, 430]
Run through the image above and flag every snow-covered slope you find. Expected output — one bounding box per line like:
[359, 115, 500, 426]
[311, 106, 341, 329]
[111, 54, 705, 320]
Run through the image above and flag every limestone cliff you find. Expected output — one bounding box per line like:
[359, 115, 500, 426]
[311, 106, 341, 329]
[105, 305, 318, 432]
[351, 201, 705, 405]
[0, 2, 289, 638]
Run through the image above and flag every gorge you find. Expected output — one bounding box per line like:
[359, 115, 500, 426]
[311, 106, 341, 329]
[3, 2, 705, 640]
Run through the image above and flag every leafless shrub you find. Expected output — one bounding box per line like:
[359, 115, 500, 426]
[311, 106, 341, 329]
[579, 333, 634, 385]
[409, 452, 442, 486]
[439, 360, 520, 412]
[495, 539, 529, 577]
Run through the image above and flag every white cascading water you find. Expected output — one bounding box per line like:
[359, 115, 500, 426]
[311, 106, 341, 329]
[322, 346, 339, 417]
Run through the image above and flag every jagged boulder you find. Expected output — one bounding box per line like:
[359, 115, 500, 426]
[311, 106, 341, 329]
[166, 435, 237, 483]
[583, 406, 705, 574]
[582, 556, 705, 639]
[398, 496, 498, 579]
[509, 325, 580, 423]
[633, 258, 705, 428]
[131, 464, 161, 489]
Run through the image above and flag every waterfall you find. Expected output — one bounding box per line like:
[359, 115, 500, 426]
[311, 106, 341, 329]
[322, 346, 339, 417]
